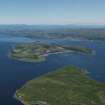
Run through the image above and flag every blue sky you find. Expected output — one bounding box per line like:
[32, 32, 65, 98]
[0, 0, 105, 25]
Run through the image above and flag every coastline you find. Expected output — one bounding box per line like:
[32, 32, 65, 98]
[14, 93, 27, 105]
[15, 66, 105, 105]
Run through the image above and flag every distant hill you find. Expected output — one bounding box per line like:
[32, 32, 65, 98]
[0, 24, 105, 30]
[0, 25, 105, 41]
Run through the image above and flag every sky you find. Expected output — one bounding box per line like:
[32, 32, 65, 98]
[0, 0, 105, 25]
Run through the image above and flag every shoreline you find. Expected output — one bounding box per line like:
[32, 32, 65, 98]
[14, 93, 27, 105]
[15, 66, 105, 105]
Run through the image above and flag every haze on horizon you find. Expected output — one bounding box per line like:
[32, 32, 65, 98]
[0, 0, 105, 25]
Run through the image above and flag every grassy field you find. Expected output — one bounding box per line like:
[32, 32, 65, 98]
[16, 66, 105, 105]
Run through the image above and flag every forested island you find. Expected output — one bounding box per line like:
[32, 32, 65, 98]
[16, 66, 105, 105]
[10, 43, 92, 62]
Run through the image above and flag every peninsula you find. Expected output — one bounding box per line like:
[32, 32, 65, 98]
[16, 66, 105, 105]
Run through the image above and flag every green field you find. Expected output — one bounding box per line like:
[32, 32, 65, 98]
[16, 66, 105, 105]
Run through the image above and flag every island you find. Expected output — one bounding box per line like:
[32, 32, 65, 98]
[15, 66, 105, 105]
[10, 43, 92, 62]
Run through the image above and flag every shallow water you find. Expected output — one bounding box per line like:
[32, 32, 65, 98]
[0, 36, 105, 105]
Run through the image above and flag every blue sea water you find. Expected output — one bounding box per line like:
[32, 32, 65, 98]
[0, 35, 105, 105]
[0, 35, 35, 43]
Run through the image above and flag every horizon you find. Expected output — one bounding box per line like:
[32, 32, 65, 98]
[0, 24, 105, 26]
